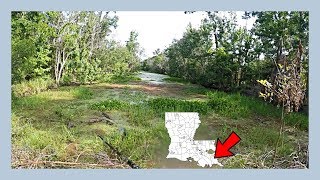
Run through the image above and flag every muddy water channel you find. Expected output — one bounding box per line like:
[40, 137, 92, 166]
[137, 71, 170, 84]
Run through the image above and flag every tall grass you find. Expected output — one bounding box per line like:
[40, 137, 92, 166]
[207, 91, 308, 130]
[104, 123, 166, 167]
[91, 91, 308, 130]
[12, 77, 54, 98]
[92, 98, 209, 116]
[147, 98, 210, 115]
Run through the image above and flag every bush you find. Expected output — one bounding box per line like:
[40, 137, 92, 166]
[12, 77, 54, 98]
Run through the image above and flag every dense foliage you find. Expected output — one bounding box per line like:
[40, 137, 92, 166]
[143, 12, 309, 99]
[12, 11, 141, 86]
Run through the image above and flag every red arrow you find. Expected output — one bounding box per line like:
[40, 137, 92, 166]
[214, 131, 241, 158]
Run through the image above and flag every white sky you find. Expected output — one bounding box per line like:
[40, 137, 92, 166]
[108, 11, 256, 59]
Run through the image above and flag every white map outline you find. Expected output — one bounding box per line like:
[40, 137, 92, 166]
[165, 112, 222, 167]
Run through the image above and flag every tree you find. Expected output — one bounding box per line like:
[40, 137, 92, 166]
[164, 12, 252, 90]
[126, 31, 139, 55]
[11, 11, 143, 86]
[64, 11, 118, 84]
[142, 49, 167, 74]
[11, 12, 54, 83]
[251, 11, 309, 62]
[48, 11, 119, 85]
[252, 11, 309, 104]
[125, 31, 141, 72]
[48, 12, 79, 85]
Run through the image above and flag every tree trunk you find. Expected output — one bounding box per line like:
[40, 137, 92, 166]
[54, 47, 69, 85]
[214, 33, 219, 49]
[54, 48, 61, 85]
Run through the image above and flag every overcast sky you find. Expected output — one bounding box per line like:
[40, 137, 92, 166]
[108, 11, 256, 59]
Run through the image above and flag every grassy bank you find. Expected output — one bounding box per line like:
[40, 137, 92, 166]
[11, 77, 308, 169]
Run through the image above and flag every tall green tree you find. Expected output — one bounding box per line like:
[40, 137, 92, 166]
[11, 12, 54, 83]
[251, 11, 309, 61]
[124, 31, 141, 72]
[251, 11, 309, 102]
